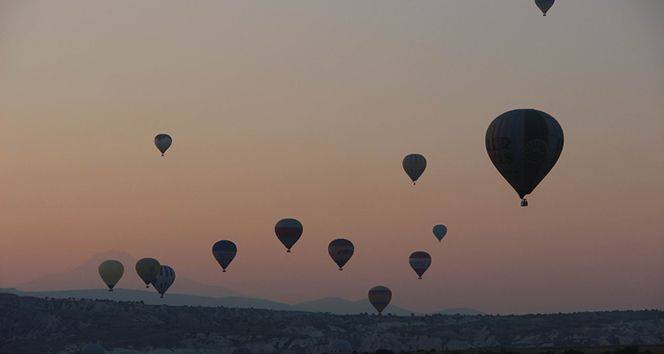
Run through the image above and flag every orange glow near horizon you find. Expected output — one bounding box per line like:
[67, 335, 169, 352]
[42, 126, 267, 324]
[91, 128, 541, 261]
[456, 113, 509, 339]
[0, 0, 663, 314]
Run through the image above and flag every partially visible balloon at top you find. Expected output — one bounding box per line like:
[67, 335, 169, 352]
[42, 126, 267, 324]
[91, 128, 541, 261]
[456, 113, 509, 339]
[154, 134, 172, 157]
[402, 153, 427, 185]
[534, 0, 555, 16]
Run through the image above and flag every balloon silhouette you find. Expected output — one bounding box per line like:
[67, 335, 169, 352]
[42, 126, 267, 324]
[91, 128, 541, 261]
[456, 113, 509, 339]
[402, 154, 427, 185]
[486, 109, 564, 206]
[409, 251, 432, 279]
[275, 218, 303, 253]
[328, 238, 354, 270]
[98, 260, 124, 291]
[154, 134, 172, 157]
[212, 240, 237, 272]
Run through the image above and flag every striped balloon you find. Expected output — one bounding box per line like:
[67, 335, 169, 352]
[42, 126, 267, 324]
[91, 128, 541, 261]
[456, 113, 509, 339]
[328, 238, 354, 270]
[153, 265, 176, 298]
[409, 251, 432, 279]
[368, 286, 392, 315]
[275, 218, 303, 253]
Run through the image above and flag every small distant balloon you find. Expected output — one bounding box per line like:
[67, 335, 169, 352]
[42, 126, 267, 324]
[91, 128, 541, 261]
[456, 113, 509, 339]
[98, 260, 124, 291]
[135, 258, 161, 288]
[368, 286, 392, 315]
[153, 265, 176, 298]
[402, 154, 427, 185]
[485, 109, 564, 206]
[409, 251, 432, 279]
[154, 133, 172, 156]
[328, 238, 354, 270]
[534, 0, 555, 16]
[212, 240, 237, 272]
[275, 218, 303, 253]
[432, 224, 447, 242]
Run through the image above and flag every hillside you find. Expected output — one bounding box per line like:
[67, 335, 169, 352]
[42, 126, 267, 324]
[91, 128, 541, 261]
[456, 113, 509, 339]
[1, 293, 663, 353]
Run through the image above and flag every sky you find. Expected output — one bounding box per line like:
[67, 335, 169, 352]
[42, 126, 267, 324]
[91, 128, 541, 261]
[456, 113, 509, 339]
[0, 0, 663, 314]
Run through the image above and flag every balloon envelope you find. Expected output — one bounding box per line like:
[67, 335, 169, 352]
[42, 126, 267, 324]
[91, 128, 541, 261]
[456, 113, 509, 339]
[432, 224, 447, 242]
[328, 238, 354, 270]
[153, 265, 176, 298]
[485, 109, 563, 205]
[275, 218, 303, 252]
[402, 154, 427, 184]
[368, 285, 392, 314]
[98, 260, 124, 291]
[154, 133, 172, 156]
[534, 0, 555, 16]
[212, 240, 237, 272]
[409, 251, 432, 279]
[135, 258, 161, 288]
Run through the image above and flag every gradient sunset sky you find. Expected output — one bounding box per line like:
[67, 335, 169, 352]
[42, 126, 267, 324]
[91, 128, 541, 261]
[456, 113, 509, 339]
[1, 0, 663, 314]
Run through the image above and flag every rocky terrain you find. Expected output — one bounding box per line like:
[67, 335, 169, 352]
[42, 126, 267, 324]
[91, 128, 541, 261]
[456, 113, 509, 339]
[1, 293, 663, 354]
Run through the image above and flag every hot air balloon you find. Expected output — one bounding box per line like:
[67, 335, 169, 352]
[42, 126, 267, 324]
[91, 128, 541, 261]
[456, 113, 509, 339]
[153, 265, 176, 298]
[135, 258, 161, 288]
[328, 238, 354, 270]
[534, 0, 555, 16]
[368, 286, 392, 315]
[409, 251, 432, 279]
[402, 154, 427, 185]
[98, 260, 124, 291]
[212, 240, 237, 272]
[432, 224, 447, 242]
[275, 218, 303, 253]
[154, 133, 172, 156]
[485, 109, 564, 207]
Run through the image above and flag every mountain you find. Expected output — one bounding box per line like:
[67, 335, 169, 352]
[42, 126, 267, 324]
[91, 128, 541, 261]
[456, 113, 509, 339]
[437, 307, 485, 316]
[294, 296, 415, 316]
[1, 288, 418, 315]
[15, 250, 241, 298]
[0, 288, 296, 311]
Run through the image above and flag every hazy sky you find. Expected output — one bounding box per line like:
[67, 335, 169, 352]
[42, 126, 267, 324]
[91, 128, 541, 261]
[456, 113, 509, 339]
[1, 0, 663, 314]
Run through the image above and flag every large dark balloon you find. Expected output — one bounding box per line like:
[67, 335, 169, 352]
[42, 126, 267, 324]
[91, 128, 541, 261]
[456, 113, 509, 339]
[212, 240, 237, 272]
[402, 154, 427, 185]
[135, 258, 161, 288]
[328, 238, 354, 270]
[153, 265, 176, 298]
[154, 133, 172, 156]
[534, 0, 555, 16]
[275, 218, 303, 253]
[485, 109, 564, 206]
[368, 286, 392, 315]
[409, 251, 432, 279]
[432, 224, 447, 242]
